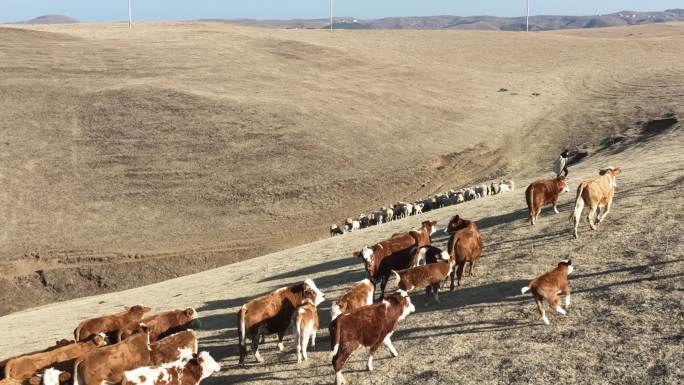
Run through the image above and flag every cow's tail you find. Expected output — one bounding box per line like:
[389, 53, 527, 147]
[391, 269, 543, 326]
[73, 324, 82, 341]
[526, 187, 534, 224]
[330, 302, 342, 321]
[329, 318, 341, 359]
[72, 360, 83, 385]
[237, 305, 247, 364]
[521, 286, 531, 295]
[570, 183, 587, 223]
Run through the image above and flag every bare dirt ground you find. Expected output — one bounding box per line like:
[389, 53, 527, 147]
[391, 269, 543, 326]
[0, 22, 682, 318]
[0, 121, 681, 383]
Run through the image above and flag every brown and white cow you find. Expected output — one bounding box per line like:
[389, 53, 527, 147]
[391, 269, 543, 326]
[149, 330, 198, 366]
[446, 215, 483, 290]
[73, 305, 151, 342]
[27, 368, 70, 385]
[329, 279, 375, 321]
[73, 326, 151, 385]
[329, 291, 415, 385]
[4, 335, 106, 382]
[121, 352, 221, 385]
[409, 220, 438, 249]
[353, 233, 419, 297]
[391, 248, 453, 305]
[118, 308, 200, 343]
[525, 176, 570, 225]
[292, 294, 320, 363]
[521, 260, 573, 325]
[237, 279, 324, 366]
[571, 167, 622, 238]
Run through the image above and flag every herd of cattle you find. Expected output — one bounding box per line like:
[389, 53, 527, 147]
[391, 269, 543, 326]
[0, 167, 622, 385]
[0, 306, 219, 385]
[330, 179, 515, 236]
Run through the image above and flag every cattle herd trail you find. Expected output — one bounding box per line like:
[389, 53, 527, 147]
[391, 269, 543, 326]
[0, 20, 683, 384]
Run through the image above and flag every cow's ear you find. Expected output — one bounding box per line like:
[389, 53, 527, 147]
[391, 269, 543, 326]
[139, 323, 150, 333]
[352, 251, 360, 258]
[566, 259, 572, 265]
[59, 372, 72, 383]
[185, 308, 194, 317]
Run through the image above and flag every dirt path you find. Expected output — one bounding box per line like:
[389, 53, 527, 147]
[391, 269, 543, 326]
[1, 128, 681, 384]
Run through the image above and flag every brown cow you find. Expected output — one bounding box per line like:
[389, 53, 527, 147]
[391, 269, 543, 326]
[391, 248, 453, 305]
[149, 330, 198, 366]
[118, 308, 200, 343]
[74, 305, 151, 342]
[121, 352, 221, 385]
[329, 279, 374, 320]
[446, 215, 483, 290]
[571, 167, 622, 238]
[4, 335, 106, 381]
[521, 260, 574, 325]
[1, 340, 73, 380]
[74, 325, 151, 385]
[237, 279, 325, 366]
[292, 294, 320, 363]
[525, 176, 570, 225]
[408, 220, 438, 248]
[329, 291, 415, 385]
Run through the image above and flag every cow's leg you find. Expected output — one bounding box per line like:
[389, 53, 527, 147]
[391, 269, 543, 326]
[295, 324, 303, 363]
[382, 333, 399, 357]
[251, 329, 264, 363]
[588, 204, 599, 230]
[468, 260, 476, 276]
[535, 205, 542, 223]
[310, 329, 317, 351]
[456, 258, 466, 287]
[548, 295, 565, 315]
[449, 269, 456, 291]
[533, 293, 549, 325]
[380, 276, 388, 298]
[333, 342, 358, 385]
[561, 284, 571, 309]
[553, 198, 560, 214]
[277, 331, 285, 351]
[301, 324, 312, 361]
[432, 284, 441, 304]
[597, 200, 612, 224]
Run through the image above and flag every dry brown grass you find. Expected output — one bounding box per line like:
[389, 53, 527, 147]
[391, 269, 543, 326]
[0, 22, 682, 319]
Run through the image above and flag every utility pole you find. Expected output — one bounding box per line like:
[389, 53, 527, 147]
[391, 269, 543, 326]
[526, 0, 530, 32]
[128, 0, 133, 29]
[330, 0, 333, 31]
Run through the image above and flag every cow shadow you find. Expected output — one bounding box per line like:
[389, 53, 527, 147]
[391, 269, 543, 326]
[258, 257, 359, 283]
[394, 318, 530, 342]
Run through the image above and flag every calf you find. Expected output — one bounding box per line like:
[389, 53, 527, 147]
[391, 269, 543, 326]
[149, 330, 198, 366]
[74, 326, 151, 385]
[292, 295, 320, 363]
[525, 176, 570, 225]
[121, 351, 220, 385]
[446, 215, 483, 290]
[391, 248, 453, 305]
[521, 260, 574, 325]
[330, 279, 374, 320]
[74, 305, 151, 342]
[119, 308, 200, 343]
[409, 220, 437, 249]
[330, 224, 344, 237]
[4, 335, 106, 381]
[237, 279, 324, 366]
[353, 233, 418, 297]
[329, 291, 415, 385]
[571, 167, 622, 238]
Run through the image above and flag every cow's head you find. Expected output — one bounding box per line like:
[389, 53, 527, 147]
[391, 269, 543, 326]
[359, 246, 374, 264]
[559, 259, 574, 275]
[126, 304, 152, 315]
[92, 333, 107, 347]
[557, 176, 570, 193]
[447, 215, 469, 233]
[30, 368, 71, 385]
[599, 167, 621, 187]
[421, 220, 438, 235]
[394, 290, 415, 321]
[197, 351, 222, 380]
[184, 308, 202, 329]
[303, 278, 325, 306]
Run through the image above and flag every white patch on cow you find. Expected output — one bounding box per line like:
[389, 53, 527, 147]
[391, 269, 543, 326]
[178, 347, 194, 361]
[565, 295, 571, 307]
[383, 335, 399, 357]
[366, 354, 373, 371]
[336, 371, 345, 385]
[361, 247, 374, 263]
[298, 307, 306, 314]
[42, 368, 63, 385]
[332, 343, 340, 356]
[563, 185, 570, 193]
[382, 300, 390, 307]
[397, 289, 408, 298]
[304, 278, 325, 306]
[277, 342, 284, 351]
[416, 247, 427, 266]
[190, 308, 199, 319]
[430, 226, 437, 235]
[399, 297, 415, 321]
[365, 289, 373, 306]
[198, 351, 221, 380]
[440, 251, 450, 261]
[567, 265, 574, 275]
[556, 306, 566, 315]
[542, 314, 550, 325]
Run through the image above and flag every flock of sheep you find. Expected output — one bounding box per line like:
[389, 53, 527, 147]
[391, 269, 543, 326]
[331, 179, 515, 235]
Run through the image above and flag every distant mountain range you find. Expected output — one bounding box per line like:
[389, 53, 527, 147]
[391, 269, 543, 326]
[205, 9, 684, 31]
[15, 15, 79, 24]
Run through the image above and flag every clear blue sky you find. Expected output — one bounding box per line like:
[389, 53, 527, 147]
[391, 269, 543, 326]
[2, 1, 682, 23]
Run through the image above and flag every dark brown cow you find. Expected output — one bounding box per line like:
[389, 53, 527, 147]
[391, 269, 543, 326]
[3, 335, 106, 382]
[571, 167, 622, 238]
[446, 215, 483, 290]
[121, 352, 221, 385]
[521, 260, 574, 325]
[329, 291, 415, 385]
[391, 248, 453, 305]
[73, 305, 151, 342]
[149, 330, 198, 366]
[237, 279, 325, 366]
[525, 176, 570, 225]
[74, 326, 151, 385]
[118, 308, 200, 343]
[329, 279, 374, 320]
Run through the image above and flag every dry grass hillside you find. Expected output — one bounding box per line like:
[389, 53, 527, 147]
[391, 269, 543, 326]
[0, 22, 683, 314]
[0, 122, 681, 384]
